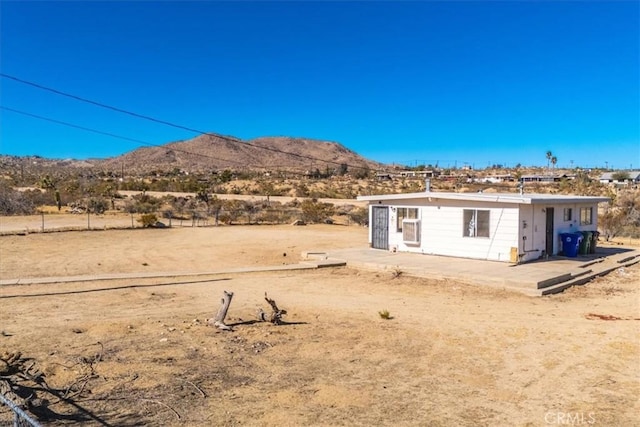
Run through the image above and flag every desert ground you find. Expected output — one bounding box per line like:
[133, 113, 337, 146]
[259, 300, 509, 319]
[0, 222, 638, 426]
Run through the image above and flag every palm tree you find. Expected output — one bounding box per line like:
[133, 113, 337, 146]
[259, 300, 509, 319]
[546, 151, 553, 170]
[551, 156, 557, 171]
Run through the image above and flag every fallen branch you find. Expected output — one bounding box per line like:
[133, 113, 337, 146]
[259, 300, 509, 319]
[183, 380, 206, 398]
[141, 398, 181, 420]
[257, 293, 287, 325]
[585, 313, 640, 321]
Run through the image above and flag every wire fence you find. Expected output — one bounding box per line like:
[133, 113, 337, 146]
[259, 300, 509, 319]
[0, 394, 41, 427]
[0, 207, 367, 235]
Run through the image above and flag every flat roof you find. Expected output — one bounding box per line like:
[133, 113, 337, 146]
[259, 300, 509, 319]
[357, 191, 610, 205]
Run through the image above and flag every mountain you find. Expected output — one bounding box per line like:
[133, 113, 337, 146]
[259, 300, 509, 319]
[97, 134, 382, 173]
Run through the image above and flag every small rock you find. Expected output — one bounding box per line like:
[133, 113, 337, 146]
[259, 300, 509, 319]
[159, 338, 168, 343]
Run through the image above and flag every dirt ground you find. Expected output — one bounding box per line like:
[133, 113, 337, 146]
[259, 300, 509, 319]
[0, 223, 639, 426]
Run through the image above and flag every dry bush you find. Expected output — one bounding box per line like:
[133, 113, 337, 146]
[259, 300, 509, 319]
[138, 213, 158, 228]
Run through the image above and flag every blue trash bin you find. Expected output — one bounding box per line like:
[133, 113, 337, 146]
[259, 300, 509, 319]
[560, 233, 583, 258]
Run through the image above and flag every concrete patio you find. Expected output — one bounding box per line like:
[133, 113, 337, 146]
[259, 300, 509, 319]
[305, 245, 640, 296]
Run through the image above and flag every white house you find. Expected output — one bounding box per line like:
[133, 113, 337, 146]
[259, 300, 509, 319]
[357, 191, 609, 263]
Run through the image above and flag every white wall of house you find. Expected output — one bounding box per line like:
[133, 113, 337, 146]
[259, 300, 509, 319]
[383, 199, 520, 262]
[370, 198, 602, 263]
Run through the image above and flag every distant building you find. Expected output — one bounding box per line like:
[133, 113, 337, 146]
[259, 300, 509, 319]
[598, 171, 640, 186]
[520, 174, 572, 183]
[481, 174, 514, 183]
[397, 170, 437, 178]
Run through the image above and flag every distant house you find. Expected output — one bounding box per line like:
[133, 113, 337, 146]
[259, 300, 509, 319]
[598, 171, 640, 186]
[481, 174, 514, 183]
[357, 191, 609, 263]
[520, 174, 571, 183]
[397, 170, 437, 178]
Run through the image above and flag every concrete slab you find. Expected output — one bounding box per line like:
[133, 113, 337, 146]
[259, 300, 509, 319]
[307, 246, 640, 297]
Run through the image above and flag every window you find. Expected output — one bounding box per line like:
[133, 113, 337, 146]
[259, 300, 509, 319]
[563, 208, 572, 221]
[397, 207, 418, 232]
[580, 207, 593, 225]
[463, 209, 490, 237]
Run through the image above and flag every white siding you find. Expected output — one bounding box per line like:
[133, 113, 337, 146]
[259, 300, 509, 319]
[384, 198, 519, 262]
[420, 201, 519, 262]
[518, 205, 544, 262]
[368, 197, 603, 263]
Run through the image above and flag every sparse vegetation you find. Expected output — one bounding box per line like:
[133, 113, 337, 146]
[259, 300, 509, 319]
[378, 309, 392, 320]
[391, 266, 403, 279]
[137, 213, 159, 228]
[300, 198, 336, 224]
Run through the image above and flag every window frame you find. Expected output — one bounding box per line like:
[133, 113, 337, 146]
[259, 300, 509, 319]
[396, 207, 418, 232]
[563, 208, 572, 222]
[579, 207, 593, 225]
[463, 209, 490, 238]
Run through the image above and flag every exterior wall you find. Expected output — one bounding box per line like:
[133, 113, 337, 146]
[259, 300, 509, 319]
[519, 204, 543, 262]
[516, 201, 601, 261]
[368, 198, 602, 263]
[382, 199, 520, 262]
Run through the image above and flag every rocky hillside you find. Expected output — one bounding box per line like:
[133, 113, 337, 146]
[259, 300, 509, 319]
[97, 134, 382, 173]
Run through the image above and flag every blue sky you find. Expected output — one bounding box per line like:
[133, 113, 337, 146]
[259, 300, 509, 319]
[1, 1, 638, 169]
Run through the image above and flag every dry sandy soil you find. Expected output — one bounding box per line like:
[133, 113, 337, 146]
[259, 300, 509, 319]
[0, 223, 638, 426]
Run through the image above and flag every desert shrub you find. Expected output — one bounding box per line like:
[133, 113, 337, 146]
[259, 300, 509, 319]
[300, 198, 336, 223]
[138, 213, 158, 228]
[129, 193, 162, 214]
[242, 200, 263, 224]
[378, 309, 392, 320]
[294, 183, 310, 198]
[348, 207, 369, 226]
[599, 208, 626, 241]
[220, 199, 244, 224]
[257, 207, 295, 224]
[285, 198, 300, 208]
[0, 182, 36, 215]
[615, 190, 640, 227]
[86, 197, 109, 214]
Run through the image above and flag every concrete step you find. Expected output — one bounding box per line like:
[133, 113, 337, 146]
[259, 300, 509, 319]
[536, 256, 640, 296]
[301, 259, 347, 268]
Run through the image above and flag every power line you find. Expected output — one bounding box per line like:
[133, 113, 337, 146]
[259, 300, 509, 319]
[0, 105, 246, 166]
[1, 73, 211, 136]
[1, 106, 152, 147]
[1, 73, 373, 170]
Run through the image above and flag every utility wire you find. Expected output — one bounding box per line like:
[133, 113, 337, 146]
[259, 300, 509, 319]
[0, 73, 212, 137]
[1, 106, 152, 146]
[0, 105, 246, 166]
[1, 73, 373, 170]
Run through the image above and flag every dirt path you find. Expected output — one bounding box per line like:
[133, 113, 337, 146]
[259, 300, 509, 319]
[1, 225, 638, 426]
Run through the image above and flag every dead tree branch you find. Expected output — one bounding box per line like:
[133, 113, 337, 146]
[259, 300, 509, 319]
[257, 292, 287, 325]
[211, 291, 234, 331]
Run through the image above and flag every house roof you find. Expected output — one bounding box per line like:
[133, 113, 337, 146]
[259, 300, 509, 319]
[599, 171, 640, 181]
[357, 191, 610, 205]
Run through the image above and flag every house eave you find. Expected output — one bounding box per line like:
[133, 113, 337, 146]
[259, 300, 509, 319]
[357, 191, 610, 205]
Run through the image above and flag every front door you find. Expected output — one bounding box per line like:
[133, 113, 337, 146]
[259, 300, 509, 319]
[371, 206, 389, 250]
[545, 207, 555, 256]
